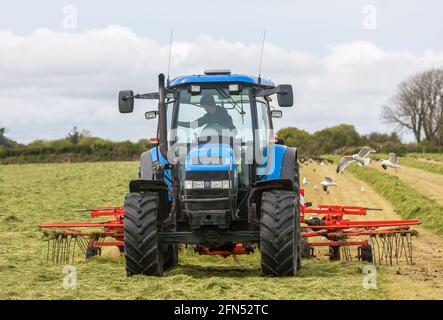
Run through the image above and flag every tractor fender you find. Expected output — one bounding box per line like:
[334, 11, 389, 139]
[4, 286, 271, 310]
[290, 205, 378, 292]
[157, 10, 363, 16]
[280, 147, 297, 180]
[128, 180, 170, 219]
[139, 151, 153, 180]
[280, 147, 299, 191]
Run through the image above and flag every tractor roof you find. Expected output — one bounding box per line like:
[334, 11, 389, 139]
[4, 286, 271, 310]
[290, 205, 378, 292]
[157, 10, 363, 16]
[169, 73, 275, 88]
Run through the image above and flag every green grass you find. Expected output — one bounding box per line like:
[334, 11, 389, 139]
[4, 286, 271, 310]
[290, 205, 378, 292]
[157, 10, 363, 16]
[401, 158, 443, 176]
[369, 153, 443, 176]
[406, 153, 443, 162]
[0, 162, 386, 299]
[324, 155, 443, 236]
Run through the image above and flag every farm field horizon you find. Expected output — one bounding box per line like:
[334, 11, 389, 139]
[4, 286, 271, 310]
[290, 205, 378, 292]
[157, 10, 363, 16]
[0, 159, 442, 300]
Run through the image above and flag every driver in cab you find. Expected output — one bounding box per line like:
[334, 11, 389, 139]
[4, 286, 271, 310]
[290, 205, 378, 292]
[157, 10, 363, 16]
[177, 94, 236, 132]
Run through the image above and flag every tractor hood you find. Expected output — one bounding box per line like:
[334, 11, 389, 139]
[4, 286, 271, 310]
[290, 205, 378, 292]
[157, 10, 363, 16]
[184, 143, 236, 172]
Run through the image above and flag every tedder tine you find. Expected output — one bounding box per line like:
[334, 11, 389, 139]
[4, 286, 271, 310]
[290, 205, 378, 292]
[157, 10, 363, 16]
[39, 206, 125, 263]
[300, 197, 421, 266]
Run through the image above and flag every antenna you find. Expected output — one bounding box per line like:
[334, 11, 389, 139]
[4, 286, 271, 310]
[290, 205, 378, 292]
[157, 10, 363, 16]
[167, 29, 173, 87]
[258, 29, 266, 85]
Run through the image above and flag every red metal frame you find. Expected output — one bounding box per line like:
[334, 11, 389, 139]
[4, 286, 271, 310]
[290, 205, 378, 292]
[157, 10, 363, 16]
[299, 188, 421, 250]
[39, 206, 125, 251]
[194, 244, 253, 257]
[38, 190, 422, 259]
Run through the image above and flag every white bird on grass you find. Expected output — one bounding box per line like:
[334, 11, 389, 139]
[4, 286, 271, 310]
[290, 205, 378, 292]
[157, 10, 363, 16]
[320, 177, 337, 194]
[302, 177, 309, 185]
[336, 147, 376, 173]
[360, 185, 366, 193]
[381, 153, 400, 172]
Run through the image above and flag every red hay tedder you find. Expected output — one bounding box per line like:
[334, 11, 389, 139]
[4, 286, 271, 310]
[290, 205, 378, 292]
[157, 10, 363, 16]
[39, 188, 421, 266]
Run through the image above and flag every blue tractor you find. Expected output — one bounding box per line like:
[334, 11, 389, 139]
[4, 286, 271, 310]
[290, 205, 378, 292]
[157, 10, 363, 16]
[118, 70, 300, 276]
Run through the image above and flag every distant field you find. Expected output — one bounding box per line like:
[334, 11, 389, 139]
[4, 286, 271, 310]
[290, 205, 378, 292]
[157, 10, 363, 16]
[369, 153, 443, 176]
[407, 153, 443, 162]
[0, 162, 442, 299]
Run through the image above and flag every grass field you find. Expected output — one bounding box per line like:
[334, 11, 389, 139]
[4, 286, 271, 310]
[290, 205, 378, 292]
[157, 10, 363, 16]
[0, 161, 442, 299]
[371, 153, 443, 177]
[407, 153, 443, 162]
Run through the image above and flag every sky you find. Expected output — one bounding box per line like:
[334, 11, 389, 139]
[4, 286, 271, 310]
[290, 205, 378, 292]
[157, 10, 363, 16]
[0, 0, 442, 143]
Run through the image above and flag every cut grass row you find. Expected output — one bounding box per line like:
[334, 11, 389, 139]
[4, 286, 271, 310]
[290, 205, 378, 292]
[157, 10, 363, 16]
[323, 155, 443, 237]
[369, 153, 443, 177]
[0, 162, 385, 300]
[406, 153, 443, 162]
[401, 158, 443, 176]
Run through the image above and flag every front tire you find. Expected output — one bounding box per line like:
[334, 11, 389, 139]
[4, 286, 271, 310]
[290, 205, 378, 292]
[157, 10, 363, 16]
[124, 192, 164, 276]
[260, 190, 300, 276]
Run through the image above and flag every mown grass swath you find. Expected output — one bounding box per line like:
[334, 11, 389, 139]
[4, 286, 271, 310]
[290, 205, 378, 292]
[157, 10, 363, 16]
[407, 153, 443, 162]
[401, 158, 443, 176]
[323, 155, 443, 237]
[0, 162, 385, 299]
[370, 153, 443, 176]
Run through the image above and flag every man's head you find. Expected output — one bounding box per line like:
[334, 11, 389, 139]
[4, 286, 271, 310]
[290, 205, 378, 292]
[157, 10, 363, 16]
[200, 94, 217, 114]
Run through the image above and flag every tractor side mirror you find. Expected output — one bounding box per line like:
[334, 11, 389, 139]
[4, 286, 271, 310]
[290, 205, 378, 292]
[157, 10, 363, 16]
[145, 111, 158, 120]
[270, 110, 282, 118]
[118, 90, 134, 113]
[277, 84, 293, 107]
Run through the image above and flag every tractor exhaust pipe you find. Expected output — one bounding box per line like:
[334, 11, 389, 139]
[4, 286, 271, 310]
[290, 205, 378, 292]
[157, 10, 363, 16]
[158, 73, 168, 160]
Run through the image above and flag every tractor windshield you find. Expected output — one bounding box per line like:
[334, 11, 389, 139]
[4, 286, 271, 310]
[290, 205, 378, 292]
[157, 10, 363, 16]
[174, 86, 253, 144]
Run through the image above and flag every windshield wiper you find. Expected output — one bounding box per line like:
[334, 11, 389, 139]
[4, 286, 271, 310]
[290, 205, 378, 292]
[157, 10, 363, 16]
[214, 85, 245, 115]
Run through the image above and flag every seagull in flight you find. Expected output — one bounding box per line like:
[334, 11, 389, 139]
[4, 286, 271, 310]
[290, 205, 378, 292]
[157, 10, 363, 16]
[336, 147, 376, 173]
[381, 153, 400, 172]
[320, 177, 337, 194]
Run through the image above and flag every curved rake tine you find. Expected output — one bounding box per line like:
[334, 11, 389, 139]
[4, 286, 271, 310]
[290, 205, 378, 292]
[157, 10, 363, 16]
[55, 235, 61, 264]
[46, 239, 51, 262]
[72, 236, 78, 263]
[65, 235, 72, 264]
[387, 234, 394, 266]
[400, 234, 407, 264]
[379, 236, 387, 264]
[406, 233, 413, 265]
[395, 233, 400, 264]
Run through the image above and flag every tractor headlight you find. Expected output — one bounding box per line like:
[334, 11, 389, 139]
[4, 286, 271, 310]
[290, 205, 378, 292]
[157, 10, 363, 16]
[192, 181, 205, 189]
[211, 181, 223, 189]
[184, 180, 193, 189]
[228, 84, 240, 94]
[184, 180, 230, 189]
[189, 85, 201, 94]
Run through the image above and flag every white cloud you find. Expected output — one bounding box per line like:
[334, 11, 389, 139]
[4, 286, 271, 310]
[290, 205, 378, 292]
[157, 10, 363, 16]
[1, 26, 443, 143]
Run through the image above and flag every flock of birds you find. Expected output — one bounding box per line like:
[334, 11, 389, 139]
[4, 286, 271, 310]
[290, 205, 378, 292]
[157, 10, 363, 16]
[302, 147, 401, 194]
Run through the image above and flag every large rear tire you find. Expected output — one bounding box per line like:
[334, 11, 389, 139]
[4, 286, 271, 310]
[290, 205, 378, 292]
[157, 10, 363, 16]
[124, 192, 164, 276]
[260, 190, 300, 276]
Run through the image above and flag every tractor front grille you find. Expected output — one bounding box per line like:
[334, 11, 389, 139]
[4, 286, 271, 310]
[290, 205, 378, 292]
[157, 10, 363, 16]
[182, 170, 232, 212]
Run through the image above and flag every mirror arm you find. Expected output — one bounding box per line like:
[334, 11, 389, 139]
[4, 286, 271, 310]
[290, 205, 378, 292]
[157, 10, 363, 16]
[126, 92, 159, 100]
[255, 86, 289, 98]
[255, 88, 279, 97]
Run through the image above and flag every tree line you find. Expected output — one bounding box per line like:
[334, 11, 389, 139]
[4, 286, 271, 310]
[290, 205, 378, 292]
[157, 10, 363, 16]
[0, 126, 152, 164]
[277, 124, 408, 157]
[0, 122, 436, 164]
